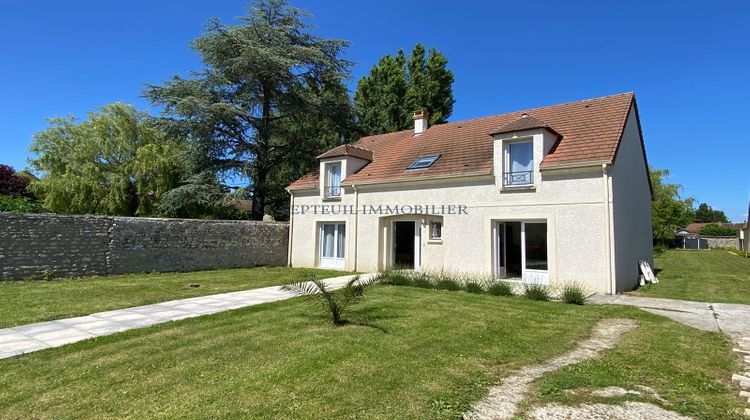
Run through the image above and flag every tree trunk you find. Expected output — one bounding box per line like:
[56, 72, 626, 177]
[251, 82, 272, 220]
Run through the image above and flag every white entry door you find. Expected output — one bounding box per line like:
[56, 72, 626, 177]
[319, 223, 345, 269]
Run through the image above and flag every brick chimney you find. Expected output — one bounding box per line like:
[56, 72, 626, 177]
[413, 108, 429, 135]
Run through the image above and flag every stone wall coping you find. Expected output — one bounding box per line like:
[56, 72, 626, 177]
[0, 212, 288, 226]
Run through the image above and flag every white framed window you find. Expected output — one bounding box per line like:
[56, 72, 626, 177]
[430, 221, 442, 240]
[324, 162, 342, 198]
[319, 222, 345, 269]
[503, 140, 533, 186]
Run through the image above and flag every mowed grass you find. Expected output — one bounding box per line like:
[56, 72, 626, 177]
[630, 249, 750, 304]
[0, 286, 743, 419]
[0, 267, 344, 328]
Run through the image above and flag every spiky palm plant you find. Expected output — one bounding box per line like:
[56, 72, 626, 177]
[282, 273, 377, 326]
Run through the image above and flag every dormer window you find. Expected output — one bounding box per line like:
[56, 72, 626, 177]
[407, 154, 440, 170]
[324, 161, 342, 198]
[504, 140, 533, 186]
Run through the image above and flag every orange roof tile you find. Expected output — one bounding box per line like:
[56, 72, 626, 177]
[288, 92, 637, 190]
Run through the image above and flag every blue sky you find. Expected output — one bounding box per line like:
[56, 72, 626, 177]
[1, 0, 748, 221]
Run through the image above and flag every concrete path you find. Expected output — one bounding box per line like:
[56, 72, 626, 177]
[588, 294, 750, 342]
[0, 273, 372, 360]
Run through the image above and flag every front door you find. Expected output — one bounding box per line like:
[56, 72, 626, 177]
[393, 221, 420, 269]
[319, 223, 345, 269]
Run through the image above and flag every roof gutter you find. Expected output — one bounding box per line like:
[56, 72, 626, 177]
[602, 163, 616, 295]
[352, 184, 359, 272]
[540, 160, 612, 171]
[286, 188, 294, 267]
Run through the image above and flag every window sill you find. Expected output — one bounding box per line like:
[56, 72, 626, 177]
[322, 196, 342, 202]
[427, 238, 443, 244]
[500, 184, 536, 193]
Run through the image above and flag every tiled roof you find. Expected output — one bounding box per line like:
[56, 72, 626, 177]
[288, 92, 637, 190]
[317, 144, 374, 161]
[684, 222, 743, 235]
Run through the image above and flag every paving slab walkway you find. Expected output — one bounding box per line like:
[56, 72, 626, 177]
[588, 294, 750, 342]
[0, 273, 373, 360]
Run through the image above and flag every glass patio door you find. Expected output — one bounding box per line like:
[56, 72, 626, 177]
[319, 223, 345, 269]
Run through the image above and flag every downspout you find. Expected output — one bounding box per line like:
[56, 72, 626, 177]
[602, 164, 615, 294]
[286, 189, 294, 267]
[352, 184, 359, 272]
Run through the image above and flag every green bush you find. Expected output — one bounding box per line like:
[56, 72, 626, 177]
[434, 278, 462, 291]
[0, 195, 40, 213]
[487, 282, 514, 296]
[560, 282, 588, 305]
[465, 281, 485, 294]
[524, 283, 550, 301]
[698, 224, 736, 237]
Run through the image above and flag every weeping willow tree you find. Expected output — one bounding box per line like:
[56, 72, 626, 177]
[29, 103, 187, 216]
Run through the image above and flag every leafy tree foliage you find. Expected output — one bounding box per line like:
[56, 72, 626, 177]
[698, 223, 737, 237]
[405, 44, 454, 125]
[0, 164, 33, 198]
[145, 0, 355, 220]
[650, 169, 695, 243]
[29, 103, 187, 216]
[156, 172, 246, 220]
[354, 51, 408, 135]
[0, 195, 40, 213]
[694, 203, 729, 223]
[354, 43, 455, 135]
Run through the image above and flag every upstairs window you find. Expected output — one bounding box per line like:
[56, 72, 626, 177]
[324, 162, 342, 198]
[504, 140, 533, 186]
[407, 154, 440, 170]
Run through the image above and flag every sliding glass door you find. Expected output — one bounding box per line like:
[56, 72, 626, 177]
[496, 221, 548, 283]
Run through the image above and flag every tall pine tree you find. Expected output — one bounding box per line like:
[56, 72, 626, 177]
[146, 0, 355, 220]
[354, 44, 454, 135]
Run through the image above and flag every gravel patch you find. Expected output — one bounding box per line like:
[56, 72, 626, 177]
[465, 318, 637, 420]
[527, 401, 691, 419]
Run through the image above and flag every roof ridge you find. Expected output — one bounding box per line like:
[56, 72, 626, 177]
[433, 91, 635, 129]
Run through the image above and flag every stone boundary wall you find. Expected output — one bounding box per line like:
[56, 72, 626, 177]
[0, 213, 289, 280]
[702, 236, 740, 249]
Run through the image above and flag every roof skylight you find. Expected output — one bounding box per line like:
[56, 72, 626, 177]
[407, 154, 440, 170]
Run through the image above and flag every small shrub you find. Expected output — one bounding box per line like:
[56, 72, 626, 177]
[465, 281, 485, 294]
[524, 283, 550, 301]
[282, 273, 377, 326]
[560, 282, 588, 305]
[41, 267, 55, 281]
[487, 282, 514, 296]
[386, 271, 414, 287]
[435, 278, 462, 291]
[411, 273, 434, 289]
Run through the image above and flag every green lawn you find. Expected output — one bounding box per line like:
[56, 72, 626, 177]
[0, 267, 344, 328]
[629, 249, 750, 304]
[0, 286, 743, 419]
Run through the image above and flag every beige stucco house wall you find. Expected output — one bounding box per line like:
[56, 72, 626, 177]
[287, 93, 653, 294]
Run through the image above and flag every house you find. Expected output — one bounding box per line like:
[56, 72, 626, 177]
[681, 222, 743, 249]
[286, 93, 653, 294]
[683, 222, 743, 236]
